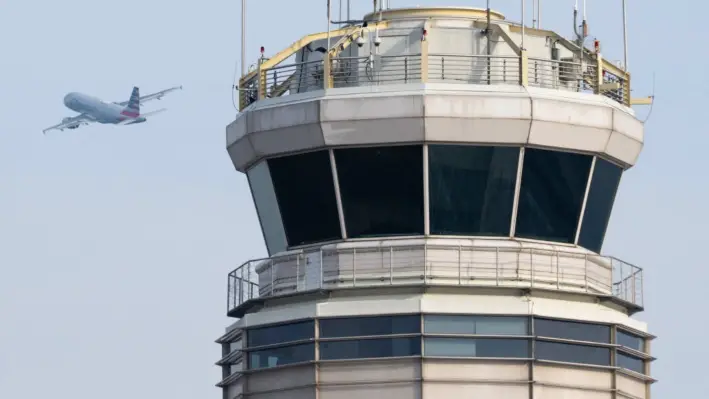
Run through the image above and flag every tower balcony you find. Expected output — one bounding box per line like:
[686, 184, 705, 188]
[227, 238, 643, 318]
[235, 7, 632, 113]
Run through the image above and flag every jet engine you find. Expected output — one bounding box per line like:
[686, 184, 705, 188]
[62, 117, 80, 129]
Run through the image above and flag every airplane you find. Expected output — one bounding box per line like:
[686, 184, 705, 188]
[43, 85, 182, 134]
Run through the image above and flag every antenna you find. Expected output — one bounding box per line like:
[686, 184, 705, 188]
[241, 0, 246, 76]
[521, 0, 526, 50]
[622, 0, 628, 70]
[538, 0, 542, 28]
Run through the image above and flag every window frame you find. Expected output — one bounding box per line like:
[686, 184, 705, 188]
[249, 147, 629, 254]
[237, 315, 652, 376]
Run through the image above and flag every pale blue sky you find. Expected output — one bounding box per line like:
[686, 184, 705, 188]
[0, 0, 706, 397]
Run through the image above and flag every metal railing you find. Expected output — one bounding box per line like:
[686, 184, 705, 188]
[261, 60, 326, 98]
[227, 244, 643, 314]
[331, 55, 422, 88]
[602, 68, 630, 105]
[527, 57, 596, 93]
[239, 53, 630, 110]
[428, 54, 520, 85]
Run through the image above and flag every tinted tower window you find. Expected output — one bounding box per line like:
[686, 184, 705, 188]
[429, 145, 519, 236]
[268, 150, 342, 246]
[578, 158, 623, 253]
[335, 145, 424, 238]
[515, 148, 592, 243]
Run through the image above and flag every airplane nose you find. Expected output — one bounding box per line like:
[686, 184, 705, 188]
[63, 93, 73, 107]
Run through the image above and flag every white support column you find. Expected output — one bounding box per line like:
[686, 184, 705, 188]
[509, 147, 525, 237]
[575, 156, 597, 245]
[329, 149, 348, 239]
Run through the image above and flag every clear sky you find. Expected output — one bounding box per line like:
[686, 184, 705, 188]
[0, 0, 706, 397]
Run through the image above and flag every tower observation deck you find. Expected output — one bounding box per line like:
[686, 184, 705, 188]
[217, 5, 654, 399]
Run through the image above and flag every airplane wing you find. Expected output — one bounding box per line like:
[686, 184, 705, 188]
[42, 114, 94, 134]
[117, 85, 182, 106]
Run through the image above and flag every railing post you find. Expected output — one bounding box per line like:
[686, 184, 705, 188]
[495, 247, 499, 286]
[296, 255, 300, 291]
[389, 247, 393, 285]
[247, 262, 252, 299]
[324, 52, 333, 90]
[424, 243, 428, 283]
[421, 23, 430, 83]
[595, 54, 603, 95]
[227, 274, 231, 311]
[619, 260, 624, 298]
[519, 50, 529, 87]
[258, 65, 266, 100]
[623, 73, 631, 107]
[270, 259, 275, 296]
[529, 248, 534, 288]
[640, 269, 644, 306]
[458, 245, 462, 285]
[632, 268, 636, 304]
[353, 248, 357, 287]
[320, 249, 324, 289]
[584, 254, 588, 291]
[556, 252, 560, 290]
[405, 57, 409, 83]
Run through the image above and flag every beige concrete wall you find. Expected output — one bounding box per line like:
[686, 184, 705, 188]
[227, 360, 650, 399]
[532, 385, 612, 399]
[248, 387, 315, 399]
[246, 365, 315, 394]
[319, 358, 421, 399]
[617, 373, 648, 398]
[535, 364, 612, 390]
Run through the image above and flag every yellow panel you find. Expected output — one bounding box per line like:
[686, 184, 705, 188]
[364, 7, 504, 22]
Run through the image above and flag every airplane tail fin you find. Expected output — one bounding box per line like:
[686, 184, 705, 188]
[123, 86, 140, 117]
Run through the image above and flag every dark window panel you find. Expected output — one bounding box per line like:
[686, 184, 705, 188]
[515, 148, 592, 243]
[425, 337, 530, 358]
[429, 145, 519, 236]
[424, 315, 528, 335]
[335, 146, 424, 238]
[536, 341, 611, 366]
[248, 343, 314, 369]
[320, 315, 421, 338]
[617, 351, 645, 374]
[616, 330, 645, 352]
[320, 337, 421, 360]
[247, 320, 315, 347]
[268, 151, 342, 246]
[578, 158, 623, 253]
[534, 318, 610, 343]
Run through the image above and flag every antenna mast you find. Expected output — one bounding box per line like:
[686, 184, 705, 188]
[241, 0, 246, 76]
[622, 0, 628, 69]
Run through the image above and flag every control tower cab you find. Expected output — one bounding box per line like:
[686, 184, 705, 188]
[218, 5, 654, 399]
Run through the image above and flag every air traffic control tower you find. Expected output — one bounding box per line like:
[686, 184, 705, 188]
[217, 5, 655, 399]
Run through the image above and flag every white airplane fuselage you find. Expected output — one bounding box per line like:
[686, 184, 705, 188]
[63, 92, 146, 125]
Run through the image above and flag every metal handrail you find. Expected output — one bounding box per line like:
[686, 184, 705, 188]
[243, 52, 631, 110]
[227, 244, 643, 314]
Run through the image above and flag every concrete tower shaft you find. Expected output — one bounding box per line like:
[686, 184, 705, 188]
[218, 6, 654, 399]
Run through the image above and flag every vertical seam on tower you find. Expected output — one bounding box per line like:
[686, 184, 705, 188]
[604, 108, 615, 155]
